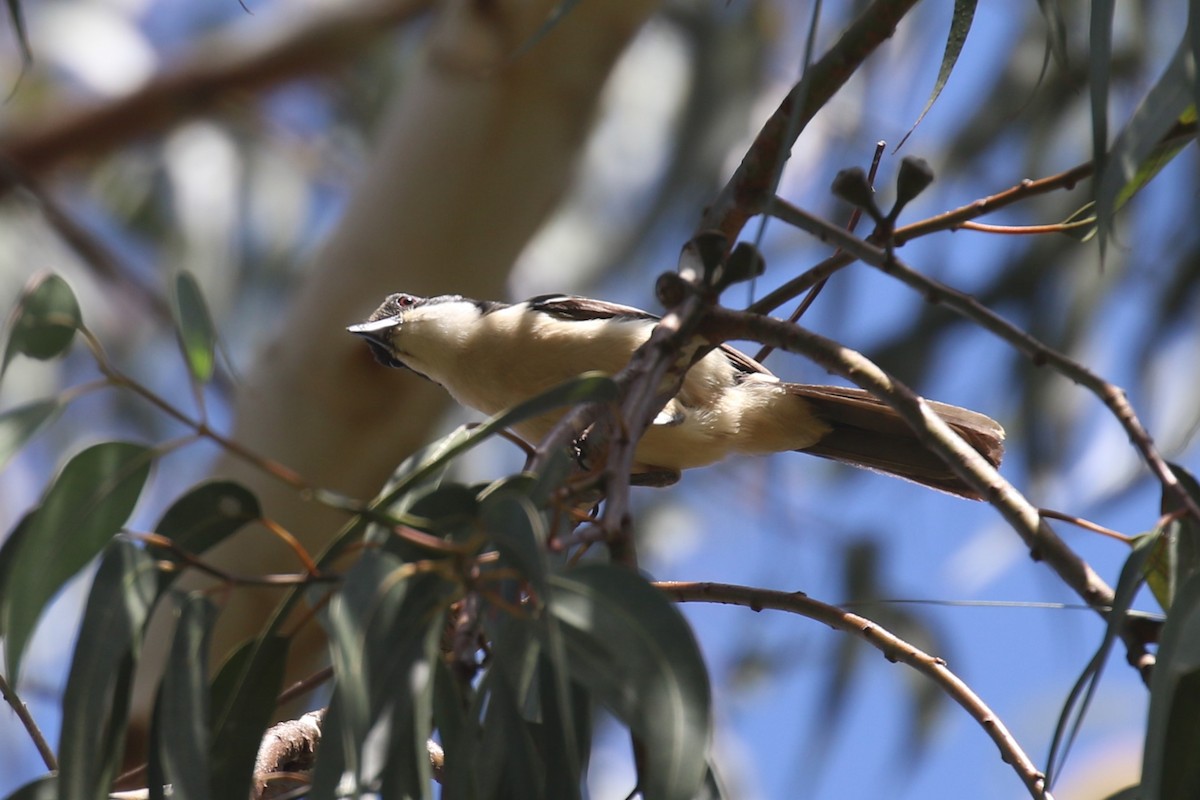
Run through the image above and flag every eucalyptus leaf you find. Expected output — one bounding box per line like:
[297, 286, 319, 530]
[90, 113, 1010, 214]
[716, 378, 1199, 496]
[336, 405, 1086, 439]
[209, 634, 289, 800]
[154, 593, 217, 800]
[58, 539, 160, 800]
[548, 564, 711, 800]
[1142, 573, 1200, 800]
[894, 0, 977, 151]
[1, 441, 153, 681]
[1, 273, 82, 380]
[0, 398, 63, 472]
[171, 271, 218, 385]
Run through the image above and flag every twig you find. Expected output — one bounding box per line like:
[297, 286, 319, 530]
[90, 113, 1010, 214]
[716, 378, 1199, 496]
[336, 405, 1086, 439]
[0, 671, 57, 772]
[0, 0, 434, 182]
[1038, 508, 1131, 544]
[658, 580, 1053, 800]
[696, 301, 1155, 682]
[766, 196, 1200, 532]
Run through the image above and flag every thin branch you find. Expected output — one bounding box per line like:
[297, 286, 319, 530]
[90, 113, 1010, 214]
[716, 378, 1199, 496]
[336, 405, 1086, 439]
[0, 0, 434, 182]
[0, 671, 57, 772]
[658, 580, 1052, 800]
[695, 301, 1155, 682]
[701, 0, 923, 237]
[767, 196, 1200, 532]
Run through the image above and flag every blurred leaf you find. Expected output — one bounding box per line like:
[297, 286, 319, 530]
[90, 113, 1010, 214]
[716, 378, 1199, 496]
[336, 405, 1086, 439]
[1033, 0, 1068, 66]
[1047, 533, 1156, 786]
[1143, 572, 1200, 799]
[0, 399, 63, 472]
[548, 564, 711, 800]
[58, 539, 160, 800]
[2, 775, 56, 800]
[384, 373, 616, 500]
[531, 652, 590, 800]
[151, 480, 261, 583]
[1088, 0, 1114, 258]
[0, 441, 153, 681]
[1094, 31, 1197, 252]
[209, 634, 289, 800]
[1, 273, 82, 380]
[153, 594, 217, 800]
[311, 553, 451, 797]
[895, 0, 977, 151]
[479, 483, 549, 597]
[433, 659, 479, 800]
[1146, 465, 1200, 610]
[171, 271, 217, 385]
[1099, 787, 1140, 800]
[477, 667, 544, 800]
[4, 0, 30, 69]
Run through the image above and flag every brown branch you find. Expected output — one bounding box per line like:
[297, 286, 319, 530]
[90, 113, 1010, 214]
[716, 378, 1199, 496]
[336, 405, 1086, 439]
[658, 580, 1053, 800]
[0, 0, 433, 181]
[701, 0, 923, 237]
[695, 301, 1155, 683]
[253, 709, 325, 800]
[0, 671, 57, 772]
[767, 196, 1200, 537]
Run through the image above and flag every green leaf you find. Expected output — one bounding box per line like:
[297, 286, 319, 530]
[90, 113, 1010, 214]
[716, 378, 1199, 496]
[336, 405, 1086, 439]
[384, 373, 616, 500]
[154, 594, 217, 800]
[477, 667, 544, 799]
[151, 480, 261, 582]
[1143, 573, 1200, 800]
[209, 634, 289, 800]
[1, 441, 153, 681]
[311, 554, 452, 797]
[58, 539, 160, 800]
[1099, 787, 1141, 800]
[3, 775, 57, 800]
[433, 659, 478, 800]
[4, 0, 31, 69]
[548, 564, 711, 800]
[1033, 0, 1068, 67]
[1146, 465, 1200, 610]
[1088, 0, 1114, 258]
[171, 271, 217, 385]
[1047, 534, 1157, 786]
[479, 484, 549, 597]
[0, 399, 63, 472]
[1094, 30, 1197, 253]
[895, 0, 977, 151]
[1, 273, 82, 380]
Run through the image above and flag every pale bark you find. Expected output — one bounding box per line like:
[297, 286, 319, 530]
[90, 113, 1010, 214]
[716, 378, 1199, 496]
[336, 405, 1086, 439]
[133, 0, 660, 728]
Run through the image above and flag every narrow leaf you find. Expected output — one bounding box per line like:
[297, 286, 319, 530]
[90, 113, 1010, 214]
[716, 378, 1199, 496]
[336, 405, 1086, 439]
[1046, 534, 1156, 786]
[1033, 0, 1068, 67]
[895, 0, 977, 151]
[1146, 464, 1200, 610]
[209, 634, 289, 800]
[155, 593, 218, 800]
[0, 399, 63, 472]
[1143, 573, 1200, 799]
[152, 480, 261, 582]
[4, 0, 31, 69]
[58, 539, 160, 800]
[3, 775, 56, 800]
[384, 373, 616, 499]
[1088, 0, 1115, 257]
[171, 272, 218, 385]
[1, 273, 82, 380]
[1, 441, 153, 681]
[1095, 29, 1196, 254]
[548, 564, 711, 800]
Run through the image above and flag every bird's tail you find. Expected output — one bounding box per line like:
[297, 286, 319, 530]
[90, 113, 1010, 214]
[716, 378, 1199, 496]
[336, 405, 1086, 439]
[789, 385, 1005, 499]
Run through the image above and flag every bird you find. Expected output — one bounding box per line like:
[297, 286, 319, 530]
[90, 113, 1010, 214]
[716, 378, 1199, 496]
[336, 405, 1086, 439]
[348, 292, 1004, 498]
